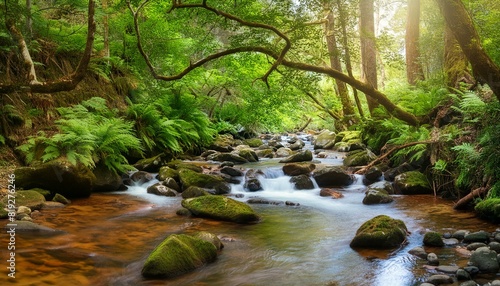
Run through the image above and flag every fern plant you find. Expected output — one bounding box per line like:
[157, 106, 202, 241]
[18, 97, 142, 174]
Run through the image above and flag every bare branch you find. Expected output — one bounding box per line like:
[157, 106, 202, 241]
[169, 1, 291, 87]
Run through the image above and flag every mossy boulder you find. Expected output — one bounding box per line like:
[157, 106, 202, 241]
[282, 163, 315, 176]
[475, 198, 500, 222]
[193, 231, 224, 251]
[167, 161, 203, 173]
[181, 195, 260, 224]
[14, 160, 95, 198]
[234, 147, 258, 163]
[92, 164, 122, 192]
[393, 171, 432, 195]
[313, 130, 336, 149]
[244, 138, 264, 148]
[207, 152, 249, 163]
[210, 134, 236, 152]
[133, 154, 169, 172]
[350, 215, 408, 249]
[52, 193, 70, 204]
[141, 234, 218, 278]
[312, 166, 354, 187]
[178, 169, 230, 194]
[362, 189, 393, 205]
[279, 150, 313, 163]
[157, 166, 179, 181]
[343, 149, 377, 167]
[423, 232, 444, 247]
[181, 186, 211, 199]
[1, 190, 46, 211]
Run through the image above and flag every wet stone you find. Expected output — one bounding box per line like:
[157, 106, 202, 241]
[436, 265, 459, 273]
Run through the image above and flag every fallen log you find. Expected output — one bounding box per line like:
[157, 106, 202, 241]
[453, 187, 488, 210]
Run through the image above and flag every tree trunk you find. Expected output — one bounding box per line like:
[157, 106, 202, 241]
[436, 0, 500, 101]
[26, 0, 33, 41]
[0, 0, 96, 94]
[337, 0, 364, 118]
[443, 25, 473, 89]
[359, 0, 379, 114]
[405, 0, 424, 85]
[103, 0, 110, 58]
[324, 9, 355, 118]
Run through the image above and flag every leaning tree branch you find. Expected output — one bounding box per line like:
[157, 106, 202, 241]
[168, 0, 291, 87]
[0, 0, 96, 94]
[355, 140, 435, 174]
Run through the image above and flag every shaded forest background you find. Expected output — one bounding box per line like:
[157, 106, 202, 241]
[1, 0, 500, 217]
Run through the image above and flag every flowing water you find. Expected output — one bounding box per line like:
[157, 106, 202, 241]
[1, 140, 498, 286]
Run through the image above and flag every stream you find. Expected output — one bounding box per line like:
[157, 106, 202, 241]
[1, 138, 498, 286]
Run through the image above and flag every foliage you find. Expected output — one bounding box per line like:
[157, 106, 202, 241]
[18, 98, 142, 174]
[474, 198, 500, 222]
[127, 91, 216, 154]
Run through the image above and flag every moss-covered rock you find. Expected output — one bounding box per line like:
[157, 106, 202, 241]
[181, 195, 260, 224]
[393, 171, 432, 195]
[234, 147, 258, 163]
[1, 190, 46, 211]
[362, 189, 393, 205]
[313, 130, 336, 149]
[92, 164, 122, 192]
[141, 234, 218, 278]
[178, 169, 230, 194]
[207, 152, 249, 163]
[181, 186, 211, 199]
[157, 166, 179, 181]
[133, 154, 169, 172]
[278, 150, 313, 163]
[423, 232, 444, 247]
[312, 166, 353, 187]
[475, 199, 500, 222]
[210, 134, 236, 152]
[193, 231, 224, 251]
[30, 188, 52, 200]
[282, 163, 315, 176]
[343, 149, 378, 167]
[350, 215, 408, 249]
[52, 193, 70, 204]
[244, 138, 264, 148]
[167, 160, 203, 173]
[14, 160, 95, 198]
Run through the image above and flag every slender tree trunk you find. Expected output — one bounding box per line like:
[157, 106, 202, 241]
[324, 9, 355, 118]
[436, 0, 500, 101]
[405, 0, 424, 85]
[102, 0, 110, 58]
[26, 0, 33, 41]
[337, 0, 364, 118]
[443, 21, 473, 89]
[359, 0, 379, 114]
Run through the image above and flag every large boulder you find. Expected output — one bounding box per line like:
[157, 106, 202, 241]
[207, 152, 249, 164]
[279, 150, 313, 163]
[362, 189, 393, 205]
[157, 166, 179, 181]
[393, 171, 432, 195]
[468, 246, 500, 273]
[178, 169, 230, 195]
[343, 149, 377, 167]
[366, 181, 395, 195]
[233, 146, 258, 163]
[1, 190, 46, 211]
[282, 163, 315, 176]
[14, 160, 95, 198]
[209, 134, 235, 152]
[275, 147, 293, 158]
[244, 138, 264, 148]
[181, 195, 260, 224]
[350, 215, 408, 249]
[312, 166, 354, 187]
[133, 154, 170, 172]
[141, 234, 218, 278]
[313, 130, 336, 149]
[181, 186, 211, 199]
[92, 165, 122, 192]
[290, 175, 315, 190]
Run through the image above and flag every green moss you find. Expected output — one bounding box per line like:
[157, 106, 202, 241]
[1, 190, 46, 211]
[181, 195, 260, 223]
[142, 234, 217, 278]
[394, 171, 432, 195]
[350, 215, 407, 249]
[244, 138, 264, 147]
[168, 160, 203, 173]
[158, 166, 179, 181]
[475, 198, 500, 222]
[423, 232, 444, 247]
[178, 169, 229, 193]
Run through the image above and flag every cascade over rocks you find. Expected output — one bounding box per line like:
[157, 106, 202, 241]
[244, 169, 263, 192]
[350, 215, 408, 249]
[15, 160, 95, 198]
[289, 174, 315, 190]
[312, 166, 353, 187]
